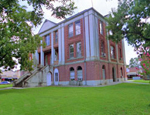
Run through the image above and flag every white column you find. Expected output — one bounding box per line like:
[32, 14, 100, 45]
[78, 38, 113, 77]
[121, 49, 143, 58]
[58, 25, 62, 64]
[94, 13, 100, 59]
[61, 23, 65, 64]
[122, 39, 126, 65]
[84, 12, 90, 60]
[35, 50, 39, 65]
[116, 44, 119, 63]
[51, 32, 54, 65]
[89, 10, 96, 59]
[40, 40, 44, 66]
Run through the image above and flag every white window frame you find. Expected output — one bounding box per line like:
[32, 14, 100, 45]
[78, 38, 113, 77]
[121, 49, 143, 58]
[100, 21, 103, 35]
[69, 44, 74, 59]
[76, 42, 81, 58]
[75, 20, 81, 35]
[68, 23, 73, 38]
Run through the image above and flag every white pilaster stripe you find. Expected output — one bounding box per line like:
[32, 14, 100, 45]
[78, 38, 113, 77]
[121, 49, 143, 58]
[84, 12, 90, 60]
[61, 23, 65, 64]
[40, 40, 44, 66]
[58, 25, 62, 64]
[51, 32, 54, 64]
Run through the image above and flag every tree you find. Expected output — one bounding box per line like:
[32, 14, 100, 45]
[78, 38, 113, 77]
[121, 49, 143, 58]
[0, 0, 76, 72]
[106, 0, 150, 49]
[129, 57, 140, 68]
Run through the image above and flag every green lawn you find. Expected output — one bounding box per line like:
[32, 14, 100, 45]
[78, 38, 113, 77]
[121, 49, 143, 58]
[0, 84, 12, 89]
[0, 83, 150, 115]
[133, 80, 150, 83]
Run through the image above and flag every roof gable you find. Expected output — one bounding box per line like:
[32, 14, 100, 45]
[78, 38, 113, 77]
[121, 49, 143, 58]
[38, 20, 57, 34]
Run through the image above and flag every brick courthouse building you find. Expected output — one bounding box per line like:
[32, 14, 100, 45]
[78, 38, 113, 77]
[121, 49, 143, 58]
[27, 8, 127, 86]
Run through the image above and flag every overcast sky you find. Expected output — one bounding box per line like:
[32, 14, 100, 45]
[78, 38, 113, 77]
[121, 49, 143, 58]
[25, 0, 138, 65]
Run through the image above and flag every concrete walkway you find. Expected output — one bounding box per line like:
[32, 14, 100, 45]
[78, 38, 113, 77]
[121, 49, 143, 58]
[124, 80, 150, 85]
[0, 87, 25, 90]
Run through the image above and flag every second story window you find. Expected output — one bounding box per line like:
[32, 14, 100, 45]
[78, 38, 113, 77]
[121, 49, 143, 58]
[101, 40, 105, 56]
[75, 20, 81, 35]
[119, 48, 122, 60]
[45, 35, 50, 46]
[55, 31, 58, 43]
[76, 42, 81, 57]
[69, 44, 74, 58]
[110, 46, 115, 59]
[100, 21, 103, 35]
[68, 23, 73, 38]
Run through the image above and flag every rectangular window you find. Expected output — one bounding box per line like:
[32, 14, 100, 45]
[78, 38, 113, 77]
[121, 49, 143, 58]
[76, 42, 81, 57]
[100, 21, 103, 35]
[55, 31, 58, 43]
[54, 50, 58, 61]
[111, 46, 115, 59]
[120, 48, 122, 60]
[75, 20, 81, 35]
[68, 23, 73, 38]
[69, 44, 74, 58]
[45, 35, 50, 46]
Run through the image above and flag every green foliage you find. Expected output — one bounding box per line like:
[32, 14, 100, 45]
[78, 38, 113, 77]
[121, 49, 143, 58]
[106, 0, 150, 48]
[0, 84, 150, 115]
[129, 57, 140, 68]
[0, 0, 76, 71]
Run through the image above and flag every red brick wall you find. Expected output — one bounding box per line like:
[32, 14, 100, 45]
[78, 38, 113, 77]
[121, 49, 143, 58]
[98, 20, 108, 61]
[64, 18, 85, 63]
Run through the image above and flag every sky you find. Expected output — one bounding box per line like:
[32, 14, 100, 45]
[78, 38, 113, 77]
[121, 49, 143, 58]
[20, 0, 138, 65]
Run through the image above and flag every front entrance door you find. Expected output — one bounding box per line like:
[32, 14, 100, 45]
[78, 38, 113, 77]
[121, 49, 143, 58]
[54, 73, 59, 85]
[112, 67, 116, 82]
[47, 73, 51, 86]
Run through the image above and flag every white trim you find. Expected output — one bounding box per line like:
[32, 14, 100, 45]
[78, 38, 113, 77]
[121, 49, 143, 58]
[64, 15, 83, 26]
[47, 73, 52, 86]
[58, 25, 62, 64]
[39, 26, 59, 37]
[51, 32, 54, 64]
[94, 13, 100, 59]
[61, 23, 65, 64]
[89, 13, 96, 59]
[122, 39, 126, 65]
[40, 40, 44, 66]
[84, 12, 90, 60]
[54, 68, 59, 85]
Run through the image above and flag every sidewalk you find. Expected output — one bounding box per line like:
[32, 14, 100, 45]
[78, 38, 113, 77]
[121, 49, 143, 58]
[124, 80, 150, 85]
[0, 87, 25, 90]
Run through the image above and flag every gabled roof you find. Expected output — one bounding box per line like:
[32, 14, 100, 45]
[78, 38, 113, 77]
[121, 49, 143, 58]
[38, 7, 107, 35]
[38, 19, 57, 34]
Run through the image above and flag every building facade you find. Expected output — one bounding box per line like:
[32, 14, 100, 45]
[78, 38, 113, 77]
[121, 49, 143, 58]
[31, 8, 127, 86]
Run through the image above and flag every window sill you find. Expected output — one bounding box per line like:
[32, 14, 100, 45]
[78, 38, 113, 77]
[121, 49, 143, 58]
[68, 56, 83, 61]
[68, 34, 81, 39]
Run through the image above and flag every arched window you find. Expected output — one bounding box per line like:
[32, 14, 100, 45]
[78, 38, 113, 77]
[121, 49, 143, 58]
[102, 65, 106, 80]
[77, 66, 83, 81]
[70, 67, 75, 80]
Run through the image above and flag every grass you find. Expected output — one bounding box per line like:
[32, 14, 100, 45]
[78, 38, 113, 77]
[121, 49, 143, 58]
[0, 83, 150, 115]
[0, 84, 12, 89]
[132, 80, 150, 83]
